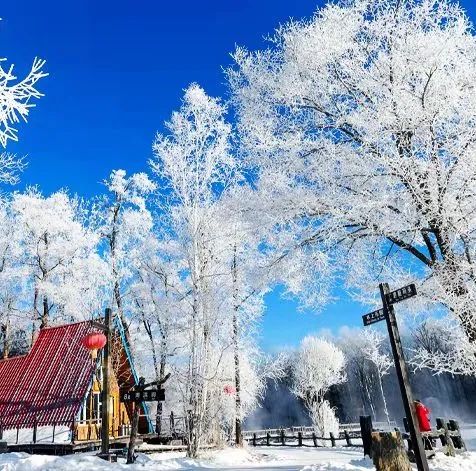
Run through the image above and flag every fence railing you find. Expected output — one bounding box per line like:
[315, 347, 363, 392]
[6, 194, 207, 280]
[402, 417, 466, 455]
[0, 416, 133, 445]
[244, 428, 362, 448]
[0, 418, 76, 444]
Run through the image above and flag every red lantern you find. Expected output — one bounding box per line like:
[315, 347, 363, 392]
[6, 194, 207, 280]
[223, 385, 236, 395]
[82, 332, 107, 360]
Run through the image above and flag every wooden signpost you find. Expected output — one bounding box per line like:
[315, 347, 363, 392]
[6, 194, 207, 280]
[125, 374, 169, 464]
[362, 283, 429, 471]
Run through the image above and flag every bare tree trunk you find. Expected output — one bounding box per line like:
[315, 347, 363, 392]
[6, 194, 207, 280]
[187, 285, 199, 458]
[1, 319, 9, 359]
[108, 200, 133, 347]
[127, 404, 140, 464]
[378, 373, 390, 426]
[33, 286, 39, 325]
[232, 246, 243, 446]
[157, 335, 167, 435]
[40, 296, 49, 329]
[363, 374, 377, 421]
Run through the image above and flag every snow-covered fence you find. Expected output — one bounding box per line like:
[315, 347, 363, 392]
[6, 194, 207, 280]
[338, 421, 397, 432]
[244, 428, 362, 448]
[243, 421, 396, 442]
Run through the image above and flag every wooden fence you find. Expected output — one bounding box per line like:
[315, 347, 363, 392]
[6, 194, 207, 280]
[243, 421, 397, 449]
[0, 418, 76, 444]
[402, 417, 466, 455]
[245, 428, 362, 448]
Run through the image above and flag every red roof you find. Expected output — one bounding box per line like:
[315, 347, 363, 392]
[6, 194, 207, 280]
[0, 321, 97, 429]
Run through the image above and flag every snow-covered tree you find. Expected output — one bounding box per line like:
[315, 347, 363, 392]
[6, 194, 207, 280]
[151, 83, 239, 457]
[228, 0, 476, 344]
[360, 330, 393, 424]
[93, 169, 156, 336]
[292, 336, 345, 437]
[338, 328, 393, 422]
[129, 231, 187, 433]
[12, 189, 103, 327]
[410, 317, 476, 375]
[0, 198, 25, 357]
[211, 189, 277, 445]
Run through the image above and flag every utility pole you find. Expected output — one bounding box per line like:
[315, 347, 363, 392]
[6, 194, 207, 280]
[101, 307, 112, 455]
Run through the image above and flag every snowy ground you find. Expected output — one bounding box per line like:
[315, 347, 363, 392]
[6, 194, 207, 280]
[1, 425, 476, 471]
[0, 446, 475, 471]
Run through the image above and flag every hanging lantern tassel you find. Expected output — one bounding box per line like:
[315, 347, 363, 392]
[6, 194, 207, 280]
[82, 332, 107, 360]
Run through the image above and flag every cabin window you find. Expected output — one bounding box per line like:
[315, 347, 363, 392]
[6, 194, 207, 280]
[93, 391, 102, 420]
[80, 396, 87, 422]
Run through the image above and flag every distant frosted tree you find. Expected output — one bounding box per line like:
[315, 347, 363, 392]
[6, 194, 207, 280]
[292, 336, 346, 437]
[410, 317, 476, 375]
[361, 330, 393, 424]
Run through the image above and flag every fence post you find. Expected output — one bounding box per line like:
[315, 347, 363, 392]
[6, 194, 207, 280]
[0, 420, 3, 440]
[253, 433, 256, 447]
[266, 432, 270, 446]
[52, 421, 56, 443]
[448, 419, 466, 451]
[403, 417, 412, 451]
[436, 418, 447, 447]
[360, 416, 373, 457]
[437, 418, 455, 457]
[312, 432, 317, 447]
[345, 430, 352, 446]
[32, 417, 37, 444]
[16, 427, 19, 444]
[298, 431, 302, 447]
[71, 416, 76, 444]
[280, 429, 285, 446]
[330, 432, 336, 447]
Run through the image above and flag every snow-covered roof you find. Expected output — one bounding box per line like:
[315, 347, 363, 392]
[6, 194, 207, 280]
[0, 321, 97, 429]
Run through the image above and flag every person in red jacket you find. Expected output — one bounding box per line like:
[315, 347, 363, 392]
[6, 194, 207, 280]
[414, 399, 432, 432]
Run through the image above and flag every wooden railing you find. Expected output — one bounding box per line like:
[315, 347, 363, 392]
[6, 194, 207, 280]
[0, 418, 76, 444]
[244, 428, 362, 448]
[401, 417, 466, 455]
[0, 416, 133, 444]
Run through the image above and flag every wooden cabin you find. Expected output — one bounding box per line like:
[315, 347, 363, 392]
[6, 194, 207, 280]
[0, 320, 152, 445]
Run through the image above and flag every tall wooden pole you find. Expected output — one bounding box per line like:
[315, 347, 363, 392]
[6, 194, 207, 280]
[101, 307, 111, 455]
[379, 283, 429, 471]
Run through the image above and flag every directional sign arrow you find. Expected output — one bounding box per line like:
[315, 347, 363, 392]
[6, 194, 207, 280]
[385, 283, 417, 305]
[362, 308, 385, 326]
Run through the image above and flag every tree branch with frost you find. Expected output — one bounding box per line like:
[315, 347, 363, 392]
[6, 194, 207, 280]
[0, 53, 47, 184]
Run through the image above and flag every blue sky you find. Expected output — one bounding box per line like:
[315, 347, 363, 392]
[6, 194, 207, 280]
[2, 0, 475, 351]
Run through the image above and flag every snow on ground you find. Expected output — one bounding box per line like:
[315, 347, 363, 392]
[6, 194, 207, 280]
[4, 429, 476, 471]
[0, 446, 367, 471]
[0, 446, 475, 471]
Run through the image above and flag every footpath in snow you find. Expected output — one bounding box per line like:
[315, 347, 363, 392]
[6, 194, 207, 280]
[0, 446, 476, 471]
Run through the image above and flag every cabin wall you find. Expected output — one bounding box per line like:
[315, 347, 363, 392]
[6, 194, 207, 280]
[75, 369, 131, 441]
